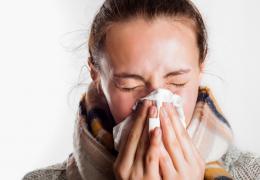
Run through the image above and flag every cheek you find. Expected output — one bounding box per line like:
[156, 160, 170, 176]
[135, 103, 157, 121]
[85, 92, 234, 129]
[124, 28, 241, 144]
[105, 82, 139, 124]
[176, 81, 200, 125]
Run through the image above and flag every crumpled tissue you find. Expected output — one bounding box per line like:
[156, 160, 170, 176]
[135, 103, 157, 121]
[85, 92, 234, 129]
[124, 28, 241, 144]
[113, 88, 185, 151]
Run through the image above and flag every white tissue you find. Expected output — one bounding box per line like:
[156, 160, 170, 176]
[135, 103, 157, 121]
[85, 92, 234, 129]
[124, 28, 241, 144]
[113, 88, 185, 151]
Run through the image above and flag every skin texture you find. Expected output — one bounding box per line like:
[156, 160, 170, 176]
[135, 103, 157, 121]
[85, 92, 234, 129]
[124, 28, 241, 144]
[89, 16, 205, 179]
[91, 17, 204, 125]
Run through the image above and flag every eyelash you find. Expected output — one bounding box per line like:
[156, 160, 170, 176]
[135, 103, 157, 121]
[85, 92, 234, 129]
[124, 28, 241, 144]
[170, 83, 186, 87]
[120, 83, 186, 92]
[121, 87, 140, 92]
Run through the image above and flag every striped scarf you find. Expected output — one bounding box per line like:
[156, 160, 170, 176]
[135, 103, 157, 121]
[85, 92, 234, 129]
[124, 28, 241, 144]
[79, 83, 234, 179]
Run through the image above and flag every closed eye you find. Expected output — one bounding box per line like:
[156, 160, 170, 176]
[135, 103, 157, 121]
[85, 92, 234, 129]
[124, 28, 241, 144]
[170, 82, 187, 87]
[120, 85, 144, 92]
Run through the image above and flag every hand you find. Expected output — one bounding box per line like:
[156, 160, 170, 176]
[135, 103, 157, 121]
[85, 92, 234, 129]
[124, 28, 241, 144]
[113, 100, 162, 180]
[158, 102, 205, 180]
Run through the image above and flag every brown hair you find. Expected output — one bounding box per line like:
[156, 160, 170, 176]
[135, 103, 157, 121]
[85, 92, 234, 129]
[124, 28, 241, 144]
[88, 0, 208, 70]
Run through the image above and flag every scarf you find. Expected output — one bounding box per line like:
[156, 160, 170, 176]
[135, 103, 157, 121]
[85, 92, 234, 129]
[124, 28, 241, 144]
[68, 83, 234, 180]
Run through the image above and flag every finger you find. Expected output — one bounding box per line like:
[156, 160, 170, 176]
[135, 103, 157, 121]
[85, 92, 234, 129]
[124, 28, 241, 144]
[190, 144, 206, 169]
[159, 144, 177, 180]
[135, 105, 157, 164]
[164, 103, 205, 177]
[159, 105, 186, 171]
[116, 100, 152, 172]
[165, 103, 197, 163]
[144, 127, 161, 177]
[133, 117, 149, 175]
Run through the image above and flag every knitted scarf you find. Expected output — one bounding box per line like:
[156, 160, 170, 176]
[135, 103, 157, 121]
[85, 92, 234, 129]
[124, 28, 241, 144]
[76, 83, 234, 180]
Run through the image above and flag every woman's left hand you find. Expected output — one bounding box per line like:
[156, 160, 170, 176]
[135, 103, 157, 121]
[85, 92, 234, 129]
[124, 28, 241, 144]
[155, 102, 205, 180]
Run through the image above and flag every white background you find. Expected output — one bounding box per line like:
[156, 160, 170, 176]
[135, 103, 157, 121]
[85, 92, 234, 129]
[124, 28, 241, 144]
[0, 0, 260, 179]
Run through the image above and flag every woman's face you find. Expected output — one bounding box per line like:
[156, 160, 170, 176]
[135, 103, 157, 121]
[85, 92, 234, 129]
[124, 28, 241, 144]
[93, 17, 204, 125]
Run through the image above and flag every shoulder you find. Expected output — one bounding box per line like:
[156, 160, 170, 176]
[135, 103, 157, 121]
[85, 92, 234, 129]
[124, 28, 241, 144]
[222, 145, 260, 179]
[22, 161, 67, 180]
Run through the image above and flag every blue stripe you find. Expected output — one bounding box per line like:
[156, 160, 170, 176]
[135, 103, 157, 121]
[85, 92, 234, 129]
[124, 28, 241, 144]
[197, 91, 231, 128]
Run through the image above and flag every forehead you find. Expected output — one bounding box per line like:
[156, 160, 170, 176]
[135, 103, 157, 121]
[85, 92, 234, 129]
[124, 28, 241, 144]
[103, 17, 199, 74]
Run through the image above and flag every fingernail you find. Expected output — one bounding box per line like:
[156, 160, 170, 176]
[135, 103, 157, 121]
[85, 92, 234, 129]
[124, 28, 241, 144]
[154, 127, 161, 137]
[150, 106, 157, 117]
[162, 107, 167, 118]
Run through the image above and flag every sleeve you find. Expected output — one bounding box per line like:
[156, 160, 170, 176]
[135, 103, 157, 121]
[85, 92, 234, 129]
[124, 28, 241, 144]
[222, 145, 260, 180]
[22, 161, 67, 180]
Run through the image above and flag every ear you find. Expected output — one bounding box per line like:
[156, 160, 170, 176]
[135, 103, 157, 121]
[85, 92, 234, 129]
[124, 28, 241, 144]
[88, 57, 101, 89]
[199, 62, 205, 82]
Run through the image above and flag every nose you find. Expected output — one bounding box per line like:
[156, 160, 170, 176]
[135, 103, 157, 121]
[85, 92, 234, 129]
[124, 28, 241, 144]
[145, 79, 165, 95]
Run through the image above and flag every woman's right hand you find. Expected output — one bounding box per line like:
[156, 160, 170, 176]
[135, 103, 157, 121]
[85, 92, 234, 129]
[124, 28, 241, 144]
[113, 100, 163, 180]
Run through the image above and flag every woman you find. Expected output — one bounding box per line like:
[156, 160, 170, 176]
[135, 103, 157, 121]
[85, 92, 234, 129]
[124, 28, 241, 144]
[23, 0, 260, 179]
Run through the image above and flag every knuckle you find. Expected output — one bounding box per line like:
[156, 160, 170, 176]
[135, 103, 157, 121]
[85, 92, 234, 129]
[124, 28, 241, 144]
[113, 163, 128, 179]
[150, 137, 160, 147]
[129, 170, 142, 180]
[117, 169, 128, 180]
[145, 152, 157, 165]
[145, 154, 154, 165]
[161, 154, 173, 167]
[127, 130, 138, 141]
[160, 153, 168, 162]
[137, 136, 145, 149]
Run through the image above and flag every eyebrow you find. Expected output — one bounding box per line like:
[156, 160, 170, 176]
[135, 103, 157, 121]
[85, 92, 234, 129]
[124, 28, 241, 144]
[113, 69, 191, 82]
